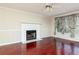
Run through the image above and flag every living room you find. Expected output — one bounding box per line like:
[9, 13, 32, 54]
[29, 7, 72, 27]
[0, 3, 79, 55]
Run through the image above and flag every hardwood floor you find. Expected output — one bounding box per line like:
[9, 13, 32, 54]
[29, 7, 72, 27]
[26, 37, 56, 55]
[0, 37, 79, 55]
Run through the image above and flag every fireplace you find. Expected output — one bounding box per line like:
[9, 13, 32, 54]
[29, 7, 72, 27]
[26, 30, 36, 41]
[21, 24, 41, 43]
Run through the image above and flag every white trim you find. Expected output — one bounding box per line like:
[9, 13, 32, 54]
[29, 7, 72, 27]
[0, 6, 47, 17]
[55, 10, 79, 17]
[53, 35, 79, 42]
[0, 41, 21, 46]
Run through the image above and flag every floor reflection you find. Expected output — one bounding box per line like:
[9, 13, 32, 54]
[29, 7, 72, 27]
[0, 37, 79, 55]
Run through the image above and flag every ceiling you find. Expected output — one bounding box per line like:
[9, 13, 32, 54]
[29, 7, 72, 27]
[0, 3, 79, 16]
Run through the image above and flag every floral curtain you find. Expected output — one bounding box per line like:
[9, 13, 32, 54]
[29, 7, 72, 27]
[55, 14, 77, 38]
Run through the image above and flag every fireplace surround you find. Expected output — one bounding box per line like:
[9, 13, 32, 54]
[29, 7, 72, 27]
[21, 24, 41, 43]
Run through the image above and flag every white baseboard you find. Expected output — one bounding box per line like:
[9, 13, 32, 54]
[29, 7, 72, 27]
[0, 39, 42, 46]
[0, 41, 21, 46]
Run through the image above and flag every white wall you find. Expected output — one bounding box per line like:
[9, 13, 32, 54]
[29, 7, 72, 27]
[50, 17, 55, 36]
[0, 7, 52, 45]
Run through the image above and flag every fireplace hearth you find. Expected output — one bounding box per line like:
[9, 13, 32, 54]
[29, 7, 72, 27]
[26, 30, 36, 41]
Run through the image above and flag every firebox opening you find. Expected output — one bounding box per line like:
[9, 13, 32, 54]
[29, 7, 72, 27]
[26, 30, 36, 41]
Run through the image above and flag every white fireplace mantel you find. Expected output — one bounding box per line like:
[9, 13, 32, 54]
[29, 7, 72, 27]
[21, 24, 41, 43]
